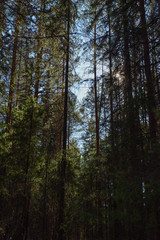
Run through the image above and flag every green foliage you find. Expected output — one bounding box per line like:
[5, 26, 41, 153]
[0, 0, 160, 239]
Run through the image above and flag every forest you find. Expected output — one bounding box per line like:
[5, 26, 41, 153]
[0, 0, 160, 239]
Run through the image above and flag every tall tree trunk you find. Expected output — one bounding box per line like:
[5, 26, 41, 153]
[24, 38, 29, 97]
[139, 0, 157, 142]
[68, 115, 70, 149]
[122, 0, 137, 162]
[41, 71, 51, 240]
[108, 2, 114, 149]
[34, 0, 44, 100]
[6, 19, 19, 124]
[34, 42, 43, 100]
[16, 43, 22, 107]
[59, 57, 65, 150]
[22, 105, 34, 240]
[94, 15, 103, 240]
[94, 23, 100, 156]
[42, 156, 49, 240]
[121, 0, 137, 238]
[58, 1, 70, 240]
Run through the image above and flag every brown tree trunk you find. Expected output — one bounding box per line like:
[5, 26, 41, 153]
[34, 44, 43, 100]
[139, 0, 157, 142]
[34, 0, 44, 100]
[94, 15, 103, 240]
[24, 38, 30, 97]
[68, 115, 70, 149]
[58, 1, 70, 240]
[94, 23, 100, 156]
[42, 71, 51, 240]
[59, 57, 65, 150]
[42, 156, 49, 240]
[108, 3, 114, 148]
[16, 43, 22, 107]
[122, 0, 137, 163]
[22, 105, 34, 240]
[122, 0, 137, 238]
[6, 19, 19, 124]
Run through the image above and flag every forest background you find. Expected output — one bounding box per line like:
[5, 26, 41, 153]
[0, 0, 160, 240]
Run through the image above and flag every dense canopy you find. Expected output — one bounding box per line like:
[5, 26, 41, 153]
[0, 0, 160, 240]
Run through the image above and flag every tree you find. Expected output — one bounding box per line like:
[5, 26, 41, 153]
[57, 0, 70, 238]
[0, 0, 160, 239]
[6, 2, 19, 125]
[139, 0, 157, 143]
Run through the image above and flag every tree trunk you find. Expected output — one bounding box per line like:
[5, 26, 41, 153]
[68, 115, 70, 149]
[57, 1, 70, 240]
[94, 22, 100, 156]
[22, 106, 34, 240]
[93, 14, 103, 240]
[16, 43, 22, 107]
[6, 19, 19, 124]
[122, 0, 137, 163]
[122, 0, 137, 238]
[108, 2, 114, 149]
[34, 0, 44, 100]
[34, 43, 43, 100]
[139, 0, 157, 142]
[41, 69, 51, 240]
[59, 57, 65, 150]
[42, 156, 49, 240]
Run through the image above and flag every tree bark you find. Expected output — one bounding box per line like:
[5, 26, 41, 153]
[34, 0, 44, 100]
[42, 156, 49, 240]
[22, 105, 34, 240]
[41, 69, 51, 240]
[6, 19, 19, 124]
[94, 22, 100, 156]
[59, 57, 65, 150]
[58, 1, 70, 240]
[16, 43, 22, 107]
[34, 43, 43, 100]
[139, 0, 157, 142]
[93, 13, 103, 240]
[122, 0, 137, 164]
[108, 2, 114, 148]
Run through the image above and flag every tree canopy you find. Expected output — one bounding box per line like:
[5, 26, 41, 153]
[0, 0, 160, 240]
